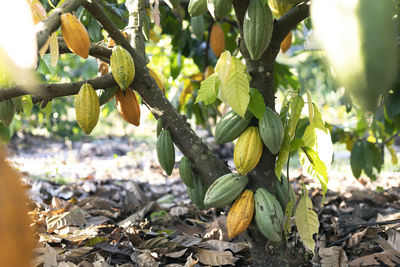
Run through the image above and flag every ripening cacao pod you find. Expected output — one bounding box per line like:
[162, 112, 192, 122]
[268, 0, 292, 18]
[259, 106, 284, 155]
[0, 100, 15, 127]
[204, 173, 248, 208]
[108, 31, 129, 48]
[227, 190, 254, 238]
[75, 83, 100, 135]
[280, 31, 292, 53]
[156, 130, 175, 175]
[110, 45, 135, 91]
[190, 15, 205, 40]
[187, 174, 206, 210]
[214, 110, 252, 144]
[274, 174, 296, 213]
[204, 66, 214, 79]
[148, 67, 164, 93]
[115, 88, 141, 126]
[98, 87, 118, 106]
[29, 0, 47, 24]
[188, 0, 208, 17]
[60, 13, 90, 59]
[210, 24, 225, 58]
[311, 0, 397, 112]
[243, 0, 273, 61]
[254, 188, 283, 242]
[179, 157, 195, 188]
[234, 127, 263, 175]
[207, 0, 232, 22]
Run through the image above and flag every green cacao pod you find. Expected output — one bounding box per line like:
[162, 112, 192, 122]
[0, 99, 16, 127]
[75, 83, 100, 135]
[98, 86, 118, 106]
[234, 127, 263, 175]
[254, 188, 283, 242]
[179, 157, 195, 188]
[243, 0, 273, 61]
[190, 15, 205, 40]
[187, 174, 206, 210]
[311, 0, 396, 112]
[204, 173, 248, 208]
[214, 110, 252, 144]
[207, 0, 232, 22]
[156, 130, 175, 175]
[110, 45, 135, 91]
[259, 106, 284, 155]
[156, 118, 163, 137]
[188, 0, 208, 17]
[274, 174, 295, 213]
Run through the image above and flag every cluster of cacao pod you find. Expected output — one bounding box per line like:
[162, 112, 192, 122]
[202, 106, 289, 240]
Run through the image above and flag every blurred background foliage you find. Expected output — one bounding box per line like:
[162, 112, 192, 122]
[1, 0, 399, 180]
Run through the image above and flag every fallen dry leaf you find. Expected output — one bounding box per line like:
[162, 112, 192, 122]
[349, 250, 400, 267]
[194, 248, 234, 266]
[319, 246, 348, 267]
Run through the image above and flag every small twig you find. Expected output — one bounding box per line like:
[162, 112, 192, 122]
[343, 218, 400, 235]
[382, 129, 400, 147]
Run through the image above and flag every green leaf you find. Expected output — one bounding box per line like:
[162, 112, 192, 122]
[218, 57, 250, 118]
[40, 100, 52, 123]
[88, 19, 102, 42]
[215, 51, 232, 85]
[351, 140, 363, 178]
[299, 147, 328, 199]
[351, 140, 383, 180]
[290, 138, 304, 152]
[248, 88, 266, 119]
[295, 193, 319, 253]
[0, 123, 11, 144]
[196, 73, 219, 105]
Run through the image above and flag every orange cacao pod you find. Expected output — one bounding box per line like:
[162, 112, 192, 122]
[108, 31, 129, 48]
[60, 13, 90, 59]
[115, 88, 141, 126]
[148, 67, 165, 93]
[227, 189, 255, 238]
[210, 24, 225, 58]
[280, 31, 292, 53]
[0, 148, 34, 267]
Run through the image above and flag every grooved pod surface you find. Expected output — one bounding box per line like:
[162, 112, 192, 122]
[243, 0, 273, 61]
[203, 173, 248, 208]
[115, 88, 141, 126]
[60, 13, 90, 59]
[110, 45, 135, 90]
[207, 0, 232, 22]
[234, 126, 263, 175]
[227, 190, 254, 238]
[254, 188, 283, 242]
[215, 110, 252, 144]
[179, 156, 195, 188]
[188, 0, 208, 17]
[187, 174, 206, 210]
[259, 106, 284, 155]
[75, 83, 100, 135]
[210, 24, 225, 58]
[156, 130, 175, 175]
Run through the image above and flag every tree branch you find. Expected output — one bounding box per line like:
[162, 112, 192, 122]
[0, 74, 116, 103]
[82, 0, 230, 186]
[272, 1, 310, 44]
[49, 37, 112, 63]
[36, 0, 82, 50]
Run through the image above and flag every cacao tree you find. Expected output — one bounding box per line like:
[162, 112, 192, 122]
[0, 0, 399, 266]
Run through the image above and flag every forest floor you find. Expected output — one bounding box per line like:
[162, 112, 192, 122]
[6, 131, 400, 267]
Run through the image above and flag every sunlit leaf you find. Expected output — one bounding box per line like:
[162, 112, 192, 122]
[295, 193, 319, 253]
[49, 32, 59, 67]
[215, 51, 232, 86]
[196, 74, 219, 105]
[218, 57, 250, 118]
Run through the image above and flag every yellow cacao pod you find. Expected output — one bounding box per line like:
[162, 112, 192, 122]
[148, 67, 165, 93]
[227, 189, 254, 238]
[110, 45, 135, 91]
[115, 88, 141, 126]
[0, 148, 34, 267]
[210, 24, 225, 58]
[234, 126, 263, 174]
[75, 83, 100, 134]
[280, 31, 292, 53]
[60, 13, 90, 59]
